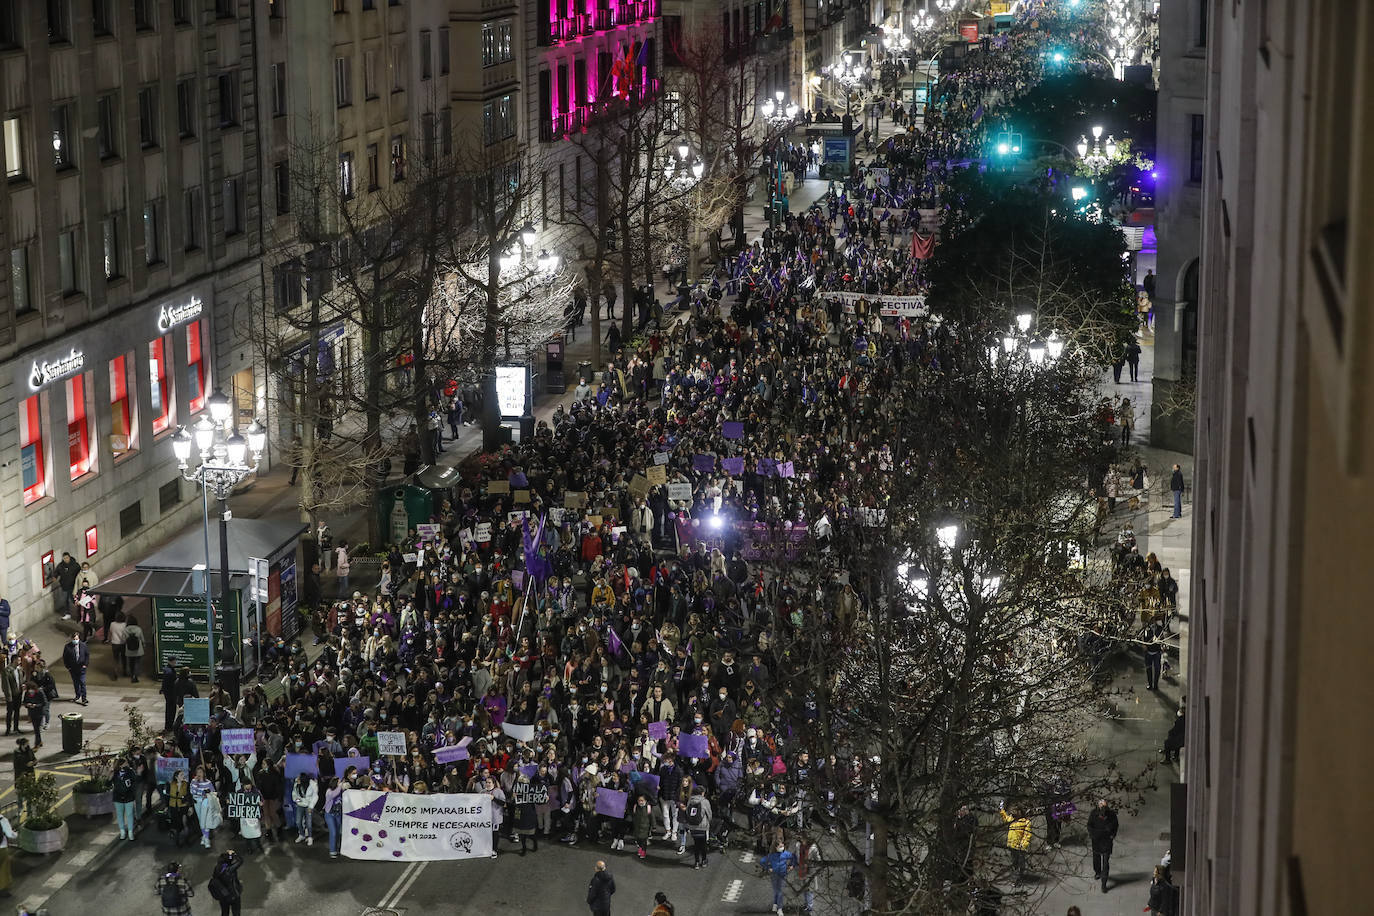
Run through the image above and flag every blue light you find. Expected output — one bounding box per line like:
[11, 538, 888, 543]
[1053, 52, 1066, 63]
[996, 142, 1010, 155]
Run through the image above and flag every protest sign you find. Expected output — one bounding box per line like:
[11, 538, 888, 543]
[645, 465, 667, 486]
[778, 461, 795, 478]
[678, 733, 709, 759]
[474, 522, 493, 542]
[502, 722, 535, 743]
[221, 729, 255, 756]
[513, 489, 531, 504]
[341, 790, 493, 861]
[285, 753, 318, 780]
[226, 790, 262, 820]
[513, 783, 550, 806]
[564, 491, 588, 509]
[548, 507, 565, 527]
[667, 482, 693, 501]
[458, 528, 474, 549]
[693, 454, 716, 474]
[647, 721, 669, 741]
[415, 523, 441, 540]
[183, 697, 210, 725]
[630, 771, 660, 797]
[757, 458, 777, 477]
[377, 731, 407, 756]
[722, 421, 745, 440]
[595, 788, 628, 817]
[653, 451, 670, 466]
[435, 742, 470, 764]
[155, 756, 190, 784]
[628, 475, 650, 499]
[335, 757, 370, 779]
[721, 457, 744, 475]
[487, 480, 510, 495]
[402, 553, 418, 564]
[506, 511, 528, 525]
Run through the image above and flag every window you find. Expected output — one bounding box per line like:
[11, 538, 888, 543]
[85, 525, 98, 557]
[440, 107, 451, 156]
[186, 320, 206, 414]
[97, 93, 119, 158]
[9, 246, 31, 314]
[420, 30, 431, 79]
[335, 57, 352, 107]
[5, 115, 26, 180]
[66, 372, 94, 481]
[119, 500, 143, 538]
[20, 394, 46, 505]
[421, 113, 434, 162]
[177, 79, 196, 138]
[173, 0, 189, 24]
[143, 199, 163, 265]
[149, 336, 173, 434]
[138, 86, 160, 149]
[110, 354, 137, 458]
[1196, 0, 1208, 48]
[266, 0, 278, 18]
[390, 135, 405, 181]
[274, 161, 289, 213]
[390, 43, 404, 92]
[215, 0, 234, 18]
[482, 20, 514, 67]
[134, 0, 155, 30]
[47, 0, 70, 42]
[184, 185, 202, 250]
[217, 72, 239, 127]
[439, 27, 449, 75]
[362, 0, 374, 8]
[92, 0, 113, 35]
[1189, 114, 1205, 183]
[339, 151, 354, 198]
[274, 259, 302, 312]
[366, 143, 379, 190]
[334, 0, 347, 11]
[363, 49, 378, 99]
[223, 176, 242, 235]
[51, 104, 74, 169]
[102, 214, 122, 279]
[159, 479, 181, 512]
[0, 3, 20, 48]
[58, 227, 80, 294]
[272, 63, 287, 116]
[483, 94, 515, 145]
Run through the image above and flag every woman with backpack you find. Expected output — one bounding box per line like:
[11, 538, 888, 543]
[124, 614, 146, 682]
[155, 861, 194, 916]
[684, 784, 714, 869]
[631, 794, 653, 860]
[208, 850, 244, 916]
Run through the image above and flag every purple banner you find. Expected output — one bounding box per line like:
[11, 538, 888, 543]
[778, 461, 795, 478]
[678, 733, 709, 759]
[631, 771, 660, 795]
[335, 756, 370, 779]
[434, 743, 470, 764]
[520, 764, 538, 778]
[693, 454, 716, 474]
[722, 421, 744, 440]
[220, 729, 255, 756]
[595, 787, 629, 817]
[285, 753, 318, 780]
[721, 457, 744, 475]
[647, 721, 669, 741]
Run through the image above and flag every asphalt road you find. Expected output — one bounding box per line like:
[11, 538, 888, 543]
[39, 824, 786, 915]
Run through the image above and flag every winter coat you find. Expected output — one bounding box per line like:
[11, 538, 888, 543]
[1087, 807, 1119, 853]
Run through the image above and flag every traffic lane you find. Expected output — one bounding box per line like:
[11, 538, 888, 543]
[392, 840, 769, 915]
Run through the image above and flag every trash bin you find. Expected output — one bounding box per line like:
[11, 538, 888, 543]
[61, 712, 82, 754]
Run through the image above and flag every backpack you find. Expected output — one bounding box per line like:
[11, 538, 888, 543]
[686, 799, 704, 827]
[125, 630, 141, 653]
[161, 879, 188, 908]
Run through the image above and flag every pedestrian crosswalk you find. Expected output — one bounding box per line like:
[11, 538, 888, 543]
[721, 878, 744, 903]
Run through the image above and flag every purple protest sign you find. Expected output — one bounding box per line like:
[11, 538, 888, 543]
[778, 461, 795, 478]
[520, 764, 538, 778]
[647, 721, 669, 741]
[434, 744, 470, 764]
[757, 458, 777, 477]
[678, 733, 709, 759]
[636, 772, 660, 796]
[693, 454, 716, 474]
[220, 729, 255, 756]
[722, 421, 744, 440]
[285, 753, 318, 780]
[721, 457, 744, 476]
[335, 756, 370, 779]
[595, 787, 629, 817]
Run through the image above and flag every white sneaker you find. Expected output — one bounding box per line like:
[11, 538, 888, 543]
[117, 831, 126, 840]
[307, 836, 313, 846]
[296, 834, 306, 844]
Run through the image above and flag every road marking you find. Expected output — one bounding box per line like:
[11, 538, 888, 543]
[377, 860, 427, 910]
[66, 848, 96, 868]
[740, 851, 756, 864]
[392, 861, 427, 906]
[377, 861, 420, 910]
[722, 879, 744, 902]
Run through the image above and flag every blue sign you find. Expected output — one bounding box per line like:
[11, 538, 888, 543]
[20, 444, 38, 491]
[822, 137, 850, 164]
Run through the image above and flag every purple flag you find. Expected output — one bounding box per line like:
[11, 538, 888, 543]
[693, 454, 716, 474]
[335, 756, 370, 779]
[520, 764, 538, 778]
[607, 625, 625, 658]
[523, 513, 551, 587]
[678, 733, 709, 759]
[647, 721, 669, 741]
[595, 787, 629, 817]
[722, 421, 744, 440]
[778, 461, 795, 478]
[721, 457, 744, 475]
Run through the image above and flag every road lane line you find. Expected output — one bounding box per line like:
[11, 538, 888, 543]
[390, 860, 428, 906]
[377, 860, 420, 909]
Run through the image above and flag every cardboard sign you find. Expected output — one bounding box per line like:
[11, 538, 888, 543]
[564, 491, 588, 509]
[645, 465, 667, 486]
[376, 731, 408, 756]
[693, 454, 716, 474]
[487, 480, 510, 495]
[502, 722, 535, 743]
[548, 508, 565, 526]
[415, 523, 441, 540]
[647, 721, 669, 741]
[335, 756, 370, 779]
[513, 489, 531, 504]
[155, 756, 190, 784]
[226, 790, 262, 820]
[514, 783, 550, 806]
[667, 482, 693, 501]
[778, 461, 795, 478]
[653, 451, 670, 466]
[721, 457, 745, 475]
[722, 421, 745, 439]
[285, 753, 319, 780]
[183, 697, 210, 725]
[475, 522, 493, 542]
[678, 733, 709, 759]
[595, 787, 629, 817]
[628, 475, 650, 499]
[221, 729, 255, 756]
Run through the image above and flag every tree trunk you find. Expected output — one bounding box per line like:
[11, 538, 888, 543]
[363, 260, 385, 547]
[619, 135, 636, 340]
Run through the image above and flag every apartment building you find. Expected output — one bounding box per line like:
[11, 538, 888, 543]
[0, 0, 264, 631]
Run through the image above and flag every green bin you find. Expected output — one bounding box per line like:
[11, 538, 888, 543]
[61, 712, 82, 754]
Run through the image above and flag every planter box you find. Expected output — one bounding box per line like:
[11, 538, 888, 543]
[72, 789, 114, 818]
[18, 821, 69, 854]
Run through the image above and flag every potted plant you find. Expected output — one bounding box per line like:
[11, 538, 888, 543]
[71, 742, 115, 818]
[16, 772, 67, 853]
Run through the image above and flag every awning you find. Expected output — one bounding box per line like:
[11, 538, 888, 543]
[136, 517, 308, 575]
[416, 463, 463, 489]
[93, 568, 248, 600]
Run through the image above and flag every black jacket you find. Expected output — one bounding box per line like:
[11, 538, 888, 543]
[1170, 469, 1185, 493]
[586, 869, 616, 908]
[1086, 807, 1119, 853]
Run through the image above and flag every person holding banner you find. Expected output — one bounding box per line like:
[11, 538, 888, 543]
[324, 777, 345, 858]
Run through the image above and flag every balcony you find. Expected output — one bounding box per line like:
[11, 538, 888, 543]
[541, 78, 662, 142]
[613, 0, 658, 27]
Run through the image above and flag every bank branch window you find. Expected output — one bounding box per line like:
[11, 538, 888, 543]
[149, 336, 173, 435]
[20, 394, 46, 506]
[66, 372, 94, 481]
[110, 353, 137, 459]
[186, 320, 206, 414]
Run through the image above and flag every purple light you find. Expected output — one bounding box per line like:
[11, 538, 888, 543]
[1150, 171, 1158, 179]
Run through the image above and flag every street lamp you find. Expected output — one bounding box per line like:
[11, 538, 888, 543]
[519, 220, 537, 249]
[664, 140, 708, 282]
[759, 92, 800, 229]
[821, 55, 867, 124]
[1078, 125, 1121, 176]
[171, 392, 266, 680]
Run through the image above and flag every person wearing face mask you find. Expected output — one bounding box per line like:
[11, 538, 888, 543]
[708, 686, 737, 736]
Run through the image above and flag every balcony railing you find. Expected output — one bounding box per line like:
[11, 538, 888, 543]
[541, 78, 662, 142]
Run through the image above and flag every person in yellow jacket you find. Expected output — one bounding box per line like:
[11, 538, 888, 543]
[1000, 804, 1033, 885]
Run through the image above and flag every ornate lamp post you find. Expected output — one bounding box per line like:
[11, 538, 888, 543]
[760, 91, 800, 228]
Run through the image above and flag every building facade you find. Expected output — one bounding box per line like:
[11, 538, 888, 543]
[0, 0, 264, 632]
[1184, 1, 1374, 914]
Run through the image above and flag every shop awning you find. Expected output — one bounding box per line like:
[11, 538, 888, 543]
[93, 568, 247, 600]
[136, 517, 308, 575]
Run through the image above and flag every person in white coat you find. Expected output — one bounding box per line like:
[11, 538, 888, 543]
[292, 774, 318, 845]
